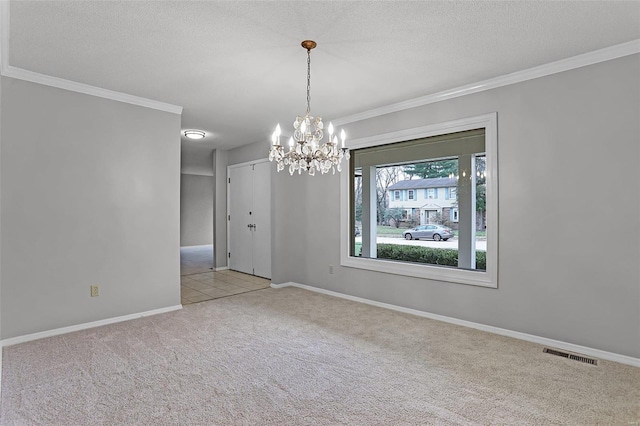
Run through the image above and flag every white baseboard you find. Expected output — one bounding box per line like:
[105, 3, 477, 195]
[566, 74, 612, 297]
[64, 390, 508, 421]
[214, 266, 229, 271]
[271, 282, 640, 368]
[0, 305, 183, 348]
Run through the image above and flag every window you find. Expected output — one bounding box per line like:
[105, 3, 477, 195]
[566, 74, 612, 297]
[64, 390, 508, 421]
[394, 190, 400, 200]
[342, 113, 497, 288]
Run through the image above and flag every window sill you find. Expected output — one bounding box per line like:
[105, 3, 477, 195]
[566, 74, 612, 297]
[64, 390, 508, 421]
[340, 255, 497, 288]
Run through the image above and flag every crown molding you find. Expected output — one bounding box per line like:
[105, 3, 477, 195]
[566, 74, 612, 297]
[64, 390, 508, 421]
[333, 39, 640, 126]
[2, 66, 183, 114]
[0, 1, 182, 115]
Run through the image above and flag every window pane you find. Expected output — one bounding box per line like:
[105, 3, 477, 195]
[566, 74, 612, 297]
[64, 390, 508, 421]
[350, 129, 486, 272]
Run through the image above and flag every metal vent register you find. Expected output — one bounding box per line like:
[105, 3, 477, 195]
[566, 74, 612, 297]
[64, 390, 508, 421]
[543, 348, 598, 365]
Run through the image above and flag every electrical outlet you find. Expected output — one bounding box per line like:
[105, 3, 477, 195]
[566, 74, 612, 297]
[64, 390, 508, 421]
[90, 285, 99, 297]
[329, 265, 334, 274]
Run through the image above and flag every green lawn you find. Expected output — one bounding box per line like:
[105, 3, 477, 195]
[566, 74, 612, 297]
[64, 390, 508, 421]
[376, 225, 406, 235]
[453, 230, 487, 237]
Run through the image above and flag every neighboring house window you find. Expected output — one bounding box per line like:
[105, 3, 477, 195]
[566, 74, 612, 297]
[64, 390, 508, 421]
[394, 190, 400, 200]
[449, 187, 457, 200]
[343, 113, 498, 288]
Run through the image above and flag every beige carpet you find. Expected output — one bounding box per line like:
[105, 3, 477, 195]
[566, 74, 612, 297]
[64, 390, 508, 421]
[2, 287, 638, 425]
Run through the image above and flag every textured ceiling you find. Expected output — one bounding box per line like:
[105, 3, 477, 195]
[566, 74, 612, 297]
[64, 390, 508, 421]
[7, 1, 640, 167]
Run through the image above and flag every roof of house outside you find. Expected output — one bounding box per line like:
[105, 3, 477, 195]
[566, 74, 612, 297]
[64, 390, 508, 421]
[388, 177, 457, 190]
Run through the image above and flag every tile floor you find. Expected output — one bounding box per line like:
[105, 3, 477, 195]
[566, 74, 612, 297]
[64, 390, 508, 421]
[181, 270, 271, 305]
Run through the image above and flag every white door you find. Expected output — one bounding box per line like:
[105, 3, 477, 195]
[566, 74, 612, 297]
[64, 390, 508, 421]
[251, 161, 271, 278]
[228, 165, 253, 275]
[228, 161, 271, 279]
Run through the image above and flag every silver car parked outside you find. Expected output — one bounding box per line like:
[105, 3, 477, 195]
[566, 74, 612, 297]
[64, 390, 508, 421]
[402, 225, 453, 241]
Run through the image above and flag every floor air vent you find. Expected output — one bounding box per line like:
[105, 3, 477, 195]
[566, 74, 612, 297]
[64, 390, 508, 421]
[543, 348, 598, 365]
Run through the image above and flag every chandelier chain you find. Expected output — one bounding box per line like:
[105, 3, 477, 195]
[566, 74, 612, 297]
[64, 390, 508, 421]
[306, 49, 311, 115]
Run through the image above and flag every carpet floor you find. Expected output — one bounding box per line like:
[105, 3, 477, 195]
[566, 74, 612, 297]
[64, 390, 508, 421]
[1, 286, 638, 425]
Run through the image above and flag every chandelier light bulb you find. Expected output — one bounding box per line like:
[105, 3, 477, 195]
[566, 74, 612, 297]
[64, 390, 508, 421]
[328, 122, 334, 136]
[289, 137, 294, 148]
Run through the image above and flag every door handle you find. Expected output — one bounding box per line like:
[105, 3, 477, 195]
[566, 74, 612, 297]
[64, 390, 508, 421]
[247, 224, 257, 229]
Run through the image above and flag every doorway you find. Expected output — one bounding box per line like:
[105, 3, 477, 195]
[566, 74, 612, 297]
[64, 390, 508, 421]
[180, 173, 215, 276]
[179, 165, 271, 306]
[227, 159, 271, 279]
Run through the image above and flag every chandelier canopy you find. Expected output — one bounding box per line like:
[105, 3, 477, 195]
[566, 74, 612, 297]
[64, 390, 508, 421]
[269, 40, 349, 176]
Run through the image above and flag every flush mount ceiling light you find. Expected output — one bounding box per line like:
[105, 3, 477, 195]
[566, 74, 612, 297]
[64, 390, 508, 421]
[184, 130, 206, 140]
[269, 40, 349, 176]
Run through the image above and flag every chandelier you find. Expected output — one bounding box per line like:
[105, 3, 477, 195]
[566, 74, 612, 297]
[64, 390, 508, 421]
[269, 40, 349, 176]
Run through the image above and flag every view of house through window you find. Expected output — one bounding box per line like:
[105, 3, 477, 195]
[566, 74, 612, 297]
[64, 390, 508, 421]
[351, 129, 487, 272]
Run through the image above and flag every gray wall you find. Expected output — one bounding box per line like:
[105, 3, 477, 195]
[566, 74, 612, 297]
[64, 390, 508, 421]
[1, 77, 181, 339]
[0, 70, 3, 337]
[181, 145, 214, 176]
[228, 140, 268, 166]
[213, 149, 228, 269]
[271, 54, 640, 358]
[180, 173, 214, 247]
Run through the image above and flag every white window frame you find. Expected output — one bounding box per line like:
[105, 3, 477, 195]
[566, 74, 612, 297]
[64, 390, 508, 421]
[427, 188, 435, 199]
[408, 189, 414, 200]
[394, 190, 400, 200]
[340, 113, 498, 288]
